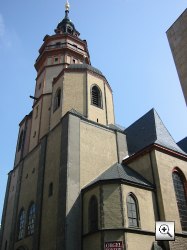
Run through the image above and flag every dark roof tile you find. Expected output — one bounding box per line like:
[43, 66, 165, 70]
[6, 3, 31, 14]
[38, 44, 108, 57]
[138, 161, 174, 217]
[84, 163, 153, 189]
[68, 63, 103, 77]
[177, 137, 187, 153]
[125, 108, 186, 155]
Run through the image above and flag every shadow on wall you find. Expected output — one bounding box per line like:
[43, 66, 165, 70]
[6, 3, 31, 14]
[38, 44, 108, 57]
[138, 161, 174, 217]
[152, 241, 168, 250]
[65, 194, 82, 250]
[16, 246, 29, 250]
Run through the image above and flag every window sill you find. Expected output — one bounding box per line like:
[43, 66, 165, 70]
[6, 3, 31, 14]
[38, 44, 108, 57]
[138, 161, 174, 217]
[91, 103, 103, 110]
[53, 107, 60, 113]
[128, 226, 141, 230]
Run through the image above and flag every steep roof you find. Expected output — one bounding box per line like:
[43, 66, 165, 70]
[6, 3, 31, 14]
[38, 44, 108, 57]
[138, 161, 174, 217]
[125, 108, 186, 155]
[85, 163, 153, 189]
[177, 137, 187, 153]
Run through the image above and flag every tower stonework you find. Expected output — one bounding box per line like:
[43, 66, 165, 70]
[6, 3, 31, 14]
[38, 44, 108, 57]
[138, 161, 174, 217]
[167, 9, 187, 105]
[0, 4, 121, 250]
[1, 4, 187, 250]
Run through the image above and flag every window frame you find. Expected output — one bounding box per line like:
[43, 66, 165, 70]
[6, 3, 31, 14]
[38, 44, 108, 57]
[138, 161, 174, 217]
[67, 26, 73, 34]
[17, 208, 26, 240]
[90, 84, 103, 109]
[126, 193, 140, 228]
[53, 88, 61, 112]
[172, 168, 187, 231]
[27, 203, 36, 236]
[54, 57, 59, 63]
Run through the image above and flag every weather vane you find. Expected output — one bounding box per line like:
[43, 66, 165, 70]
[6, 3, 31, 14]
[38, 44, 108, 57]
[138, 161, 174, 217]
[65, 0, 70, 11]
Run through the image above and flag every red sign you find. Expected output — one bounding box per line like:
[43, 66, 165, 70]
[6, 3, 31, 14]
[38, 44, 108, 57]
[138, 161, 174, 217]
[104, 241, 123, 250]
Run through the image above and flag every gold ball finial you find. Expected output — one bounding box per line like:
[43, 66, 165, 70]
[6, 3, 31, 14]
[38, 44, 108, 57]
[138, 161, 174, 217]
[65, 0, 70, 11]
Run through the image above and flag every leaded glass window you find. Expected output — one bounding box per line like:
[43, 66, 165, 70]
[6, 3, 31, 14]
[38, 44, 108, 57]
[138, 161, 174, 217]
[172, 171, 187, 231]
[27, 203, 36, 236]
[88, 196, 98, 232]
[18, 209, 25, 240]
[127, 194, 139, 227]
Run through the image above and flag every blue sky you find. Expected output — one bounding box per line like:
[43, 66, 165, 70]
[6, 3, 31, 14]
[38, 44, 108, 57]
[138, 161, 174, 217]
[0, 1, 187, 219]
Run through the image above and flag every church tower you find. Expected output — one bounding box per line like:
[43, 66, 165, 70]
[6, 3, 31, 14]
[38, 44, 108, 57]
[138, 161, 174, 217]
[15, 0, 115, 156]
[0, 2, 125, 250]
[2, 2, 187, 250]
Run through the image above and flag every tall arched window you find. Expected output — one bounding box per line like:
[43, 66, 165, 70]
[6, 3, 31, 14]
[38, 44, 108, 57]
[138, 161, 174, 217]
[88, 195, 98, 232]
[27, 203, 36, 236]
[127, 193, 139, 228]
[53, 88, 61, 112]
[91, 85, 102, 108]
[18, 130, 24, 152]
[172, 170, 187, 231]
[18, 209, 26, 240]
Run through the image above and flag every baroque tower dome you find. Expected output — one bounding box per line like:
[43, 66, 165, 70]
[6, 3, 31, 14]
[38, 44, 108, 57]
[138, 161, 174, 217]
[55, 0, 80, 36]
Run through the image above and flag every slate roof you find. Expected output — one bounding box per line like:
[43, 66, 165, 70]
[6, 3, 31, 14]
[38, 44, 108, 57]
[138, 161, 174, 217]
[125, 108, 186, 155]
[68, 63, 103, 77]
[177, 137, 187, 153]
[69, 108, 85, 118]
[85, 163, 153, 189]
[109, 124, 125, 131]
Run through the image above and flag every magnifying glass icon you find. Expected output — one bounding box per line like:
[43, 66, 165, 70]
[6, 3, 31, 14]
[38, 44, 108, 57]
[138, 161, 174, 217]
[159, 224, 172, 237]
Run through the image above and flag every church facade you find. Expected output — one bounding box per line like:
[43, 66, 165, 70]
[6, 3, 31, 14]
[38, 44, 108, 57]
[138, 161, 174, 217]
[1, 3, 187, 250]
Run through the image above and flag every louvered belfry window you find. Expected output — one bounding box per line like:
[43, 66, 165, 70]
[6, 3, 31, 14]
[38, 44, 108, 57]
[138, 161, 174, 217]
[172, 171, 187, 231]
[91, 85, 102, 108]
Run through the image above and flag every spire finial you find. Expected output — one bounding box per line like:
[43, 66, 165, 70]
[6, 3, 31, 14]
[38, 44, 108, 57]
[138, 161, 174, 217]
[65, 0, 70, 12]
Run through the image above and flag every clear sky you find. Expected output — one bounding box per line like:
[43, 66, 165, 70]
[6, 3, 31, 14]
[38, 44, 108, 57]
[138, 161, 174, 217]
[0, 0, 187, 219]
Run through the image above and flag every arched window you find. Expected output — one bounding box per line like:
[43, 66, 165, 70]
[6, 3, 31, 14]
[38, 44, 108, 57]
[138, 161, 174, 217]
[127, 194, 139, 228]
[88, 195, 98, 232]
[53, 88, 61, 112]
[91, 85, 102, 108]
[172, 170, 187, 231]
[18, 130, 24, 152]
[27, 203, 36, 236]
[67, 26, 73, 34]
[18, 209, 26, 240]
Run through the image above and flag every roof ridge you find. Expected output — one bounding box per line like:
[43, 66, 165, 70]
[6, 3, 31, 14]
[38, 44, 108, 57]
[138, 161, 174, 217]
[83, 163, 153, 190]
[153, 110, 186, 155]
[125, 108, 186, 155]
